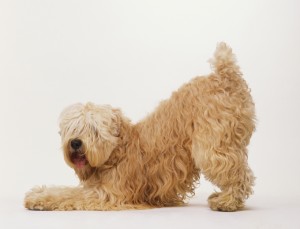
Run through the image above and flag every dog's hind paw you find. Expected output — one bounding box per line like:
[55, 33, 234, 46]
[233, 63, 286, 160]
[208, 192, 244, 212]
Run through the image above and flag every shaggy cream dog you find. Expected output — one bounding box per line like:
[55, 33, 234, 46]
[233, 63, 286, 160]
[24, 43, 255, 212]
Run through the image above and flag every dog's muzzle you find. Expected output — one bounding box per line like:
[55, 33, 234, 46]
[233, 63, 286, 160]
[69, 139, 87, 169]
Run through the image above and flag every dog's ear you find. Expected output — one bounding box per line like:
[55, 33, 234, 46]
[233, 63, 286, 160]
[110, 108, 122, 137]
[86, 139, 116, 168]
[84, 104, 123, 168]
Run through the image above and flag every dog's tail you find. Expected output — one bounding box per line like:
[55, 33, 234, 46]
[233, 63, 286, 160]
[209, 42, 242, 78]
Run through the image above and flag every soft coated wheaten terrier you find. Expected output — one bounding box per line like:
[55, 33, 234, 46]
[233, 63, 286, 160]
[24, 43, 255, 212]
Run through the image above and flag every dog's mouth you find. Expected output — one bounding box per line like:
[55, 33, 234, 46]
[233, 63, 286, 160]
[70, 152, 88, 169]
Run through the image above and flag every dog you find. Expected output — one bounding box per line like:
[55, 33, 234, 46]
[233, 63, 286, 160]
[24, 43, 255, 211]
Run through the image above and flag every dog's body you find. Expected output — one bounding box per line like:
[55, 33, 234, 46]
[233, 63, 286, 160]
[25, 43, 255, 211]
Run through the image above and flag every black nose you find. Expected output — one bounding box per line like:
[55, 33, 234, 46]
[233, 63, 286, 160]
[71, 139, 82, 150]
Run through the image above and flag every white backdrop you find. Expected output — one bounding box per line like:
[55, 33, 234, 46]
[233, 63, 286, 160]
[1, 0, 300, 213]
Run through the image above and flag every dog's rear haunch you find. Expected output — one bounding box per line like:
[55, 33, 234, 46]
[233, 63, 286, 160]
[25, 43, 255, 212]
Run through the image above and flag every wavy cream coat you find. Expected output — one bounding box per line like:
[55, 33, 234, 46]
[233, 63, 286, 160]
[25, 43, 255, 211]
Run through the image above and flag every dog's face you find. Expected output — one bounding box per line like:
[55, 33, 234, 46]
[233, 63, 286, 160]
[59, 103, 120, 171]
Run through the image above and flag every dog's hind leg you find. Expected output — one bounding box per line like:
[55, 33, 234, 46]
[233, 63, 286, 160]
[192, 140, 254, 211]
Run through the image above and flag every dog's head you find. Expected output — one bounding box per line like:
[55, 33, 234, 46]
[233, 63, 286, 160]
[59, 102, 121, 171]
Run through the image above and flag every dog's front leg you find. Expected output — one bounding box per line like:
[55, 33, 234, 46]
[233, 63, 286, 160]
[24, 186, 108, 210]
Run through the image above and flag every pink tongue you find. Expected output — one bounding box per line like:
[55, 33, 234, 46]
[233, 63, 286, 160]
[73, 157, 86, 169]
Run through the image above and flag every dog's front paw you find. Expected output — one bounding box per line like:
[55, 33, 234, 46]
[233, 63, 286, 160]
[24, 186, 56, 210]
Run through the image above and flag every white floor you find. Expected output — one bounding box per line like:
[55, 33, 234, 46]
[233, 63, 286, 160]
[1, 193, 299, 229]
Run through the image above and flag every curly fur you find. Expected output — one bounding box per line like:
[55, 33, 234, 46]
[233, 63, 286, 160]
[24, 43, 255, 212]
